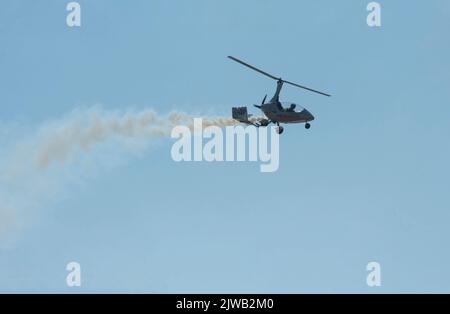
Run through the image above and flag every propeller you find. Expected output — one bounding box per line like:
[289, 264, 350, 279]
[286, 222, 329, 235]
[262, 94, 267, 104]
[253, 95, 266, 109]
[228, 56, 331, 97]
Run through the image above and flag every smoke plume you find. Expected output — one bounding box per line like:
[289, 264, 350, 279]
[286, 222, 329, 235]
[33, 108, 240, 169]
[0, 106, 242, 243]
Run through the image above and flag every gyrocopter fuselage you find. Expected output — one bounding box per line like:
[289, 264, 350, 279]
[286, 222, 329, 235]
[229, 56, 330, 134]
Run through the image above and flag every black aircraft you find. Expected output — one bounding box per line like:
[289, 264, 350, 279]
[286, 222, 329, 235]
[229, 56, 330, 134]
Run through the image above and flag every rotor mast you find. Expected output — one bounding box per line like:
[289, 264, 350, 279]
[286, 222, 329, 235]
[271, 79, 284, 103]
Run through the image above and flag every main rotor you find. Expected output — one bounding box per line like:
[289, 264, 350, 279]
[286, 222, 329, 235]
[227, 56, 331, 97]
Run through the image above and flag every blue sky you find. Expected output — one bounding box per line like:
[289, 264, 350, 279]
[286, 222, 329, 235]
[1, 0, 450, 292]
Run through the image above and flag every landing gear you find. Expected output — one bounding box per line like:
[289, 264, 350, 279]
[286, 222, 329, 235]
[275, 123, 284, 134]
[305, 123, 311, 130]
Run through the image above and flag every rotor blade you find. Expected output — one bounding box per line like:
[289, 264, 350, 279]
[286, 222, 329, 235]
[228, 56, 331, 97]
[228, 56, 279, 81]
[282, 79, 331, 97]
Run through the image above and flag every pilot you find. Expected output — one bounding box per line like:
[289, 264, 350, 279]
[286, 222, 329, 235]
[286, 103, 296, 112]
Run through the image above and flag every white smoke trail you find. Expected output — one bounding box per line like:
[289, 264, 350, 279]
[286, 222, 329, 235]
[33, 108, 240, 169]
[0, 106, 242, 243]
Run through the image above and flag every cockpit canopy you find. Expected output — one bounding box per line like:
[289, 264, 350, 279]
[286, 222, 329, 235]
[280, 102, 304, 112]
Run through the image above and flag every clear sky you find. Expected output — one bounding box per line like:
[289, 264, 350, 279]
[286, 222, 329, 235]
[0, 0, 450, 293]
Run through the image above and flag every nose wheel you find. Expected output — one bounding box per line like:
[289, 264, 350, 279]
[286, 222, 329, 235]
[276, 125, 284, 134]
[305, 123, 311, 129]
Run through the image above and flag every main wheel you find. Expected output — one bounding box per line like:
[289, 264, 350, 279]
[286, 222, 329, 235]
[276, 126, 284, 134]
[305, 123, 311, 129]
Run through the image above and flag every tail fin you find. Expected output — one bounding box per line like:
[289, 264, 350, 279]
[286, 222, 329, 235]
[232, 106, 250, 123]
